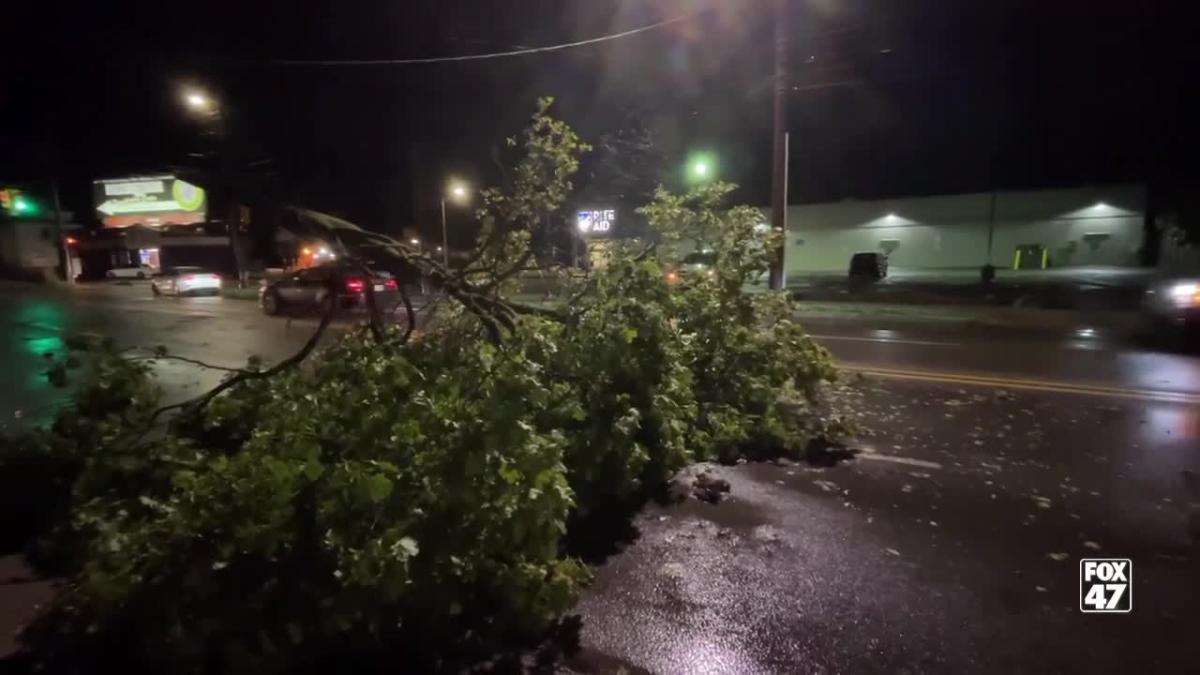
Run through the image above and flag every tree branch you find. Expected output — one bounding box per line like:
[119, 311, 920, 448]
[143, 280, 340, 429]
[397, 281, 417, 344]
[125, 353, 250, 374]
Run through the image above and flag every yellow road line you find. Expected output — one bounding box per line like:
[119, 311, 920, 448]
[839, 363, 1200, 404]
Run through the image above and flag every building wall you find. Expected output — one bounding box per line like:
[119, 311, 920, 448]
[0, 220, 60, 271]
[783, 184, 1145, 273]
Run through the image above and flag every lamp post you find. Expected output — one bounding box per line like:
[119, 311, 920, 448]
[181, 86, 247, 287]
[440, 180, 470, 268]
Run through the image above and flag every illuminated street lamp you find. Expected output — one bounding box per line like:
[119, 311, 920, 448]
[441, 179, 471, 267]
[182, 89, 217, 116]
[180, 85, 250, 287]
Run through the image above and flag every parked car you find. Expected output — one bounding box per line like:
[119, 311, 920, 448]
[1142, 277, 1200, 347]
[106, 264, 155, 280]
[259, 263, 399, 316]
[151, 267, 222, 296]
[848, 252, 889, 280]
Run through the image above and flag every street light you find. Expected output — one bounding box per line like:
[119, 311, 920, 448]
[182, 89, 217, 115]
[180, 85, 250, 287]
[441, 179, 471, 267]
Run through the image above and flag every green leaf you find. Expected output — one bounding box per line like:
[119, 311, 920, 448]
[363, 473, 393, 503]
[302, 462, 324, 481]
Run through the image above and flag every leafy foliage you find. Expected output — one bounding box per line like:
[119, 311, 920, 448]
[0, 340, 161, 568]
[641, 182, 838, 459]
[5, 103, 837, 673]
[25, 327, 587, 671]
[472, 96, 592, 274]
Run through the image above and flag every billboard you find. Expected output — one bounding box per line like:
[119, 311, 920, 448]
[93, 175, 207, 228]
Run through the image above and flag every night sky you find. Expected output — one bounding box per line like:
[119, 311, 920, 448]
[2, 0, 1197, 236]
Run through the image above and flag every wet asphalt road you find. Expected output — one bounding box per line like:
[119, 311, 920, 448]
[2, 282, 1199, 672]
[570, 378, 1200, 673]
[0, 281, 329, 430]
[798, 312, 1200, 401]
[3, 282, 1197, 428]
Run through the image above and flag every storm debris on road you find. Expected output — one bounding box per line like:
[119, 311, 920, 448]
[813, 479, 840, 493]
[691, 472, 731, 504]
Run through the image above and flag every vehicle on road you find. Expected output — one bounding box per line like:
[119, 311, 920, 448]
[666, 251, 717, 285]
[151, 267, 222, 296]
[106, 265, 155, 280]
[848, 251, 889, 280]
[666, 251, 773, 286]
[1142, 277, 1200, 346]
[259, 263, 399, 316]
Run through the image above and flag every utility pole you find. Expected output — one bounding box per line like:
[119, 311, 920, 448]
[768, 0, 790, 291]
[218, 116, 248, 288]
[50, 178, 72, 283]
[185, 88, 246, 287]
[440, 197, 450, 267]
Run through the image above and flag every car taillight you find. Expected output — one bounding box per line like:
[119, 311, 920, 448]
[385, 278, 398, 290]
[345, 278, 365, 293]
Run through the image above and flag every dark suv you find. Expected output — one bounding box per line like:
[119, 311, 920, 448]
[260, 263, 399, 316]
[849, 252, 889, 280]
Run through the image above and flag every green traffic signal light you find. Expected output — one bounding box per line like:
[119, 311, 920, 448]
[686, 152, 718, 184]
[12, 195, 38, 216]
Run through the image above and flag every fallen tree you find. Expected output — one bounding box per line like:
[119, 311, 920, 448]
[2, 98, 836, 672]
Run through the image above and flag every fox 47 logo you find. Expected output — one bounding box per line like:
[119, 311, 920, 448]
[1079, 559, 1132, 613]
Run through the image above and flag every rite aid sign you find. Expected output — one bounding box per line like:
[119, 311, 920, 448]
[577, 209, 616, 237]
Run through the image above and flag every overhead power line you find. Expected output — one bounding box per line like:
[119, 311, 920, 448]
[270, 14, 693, 66]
